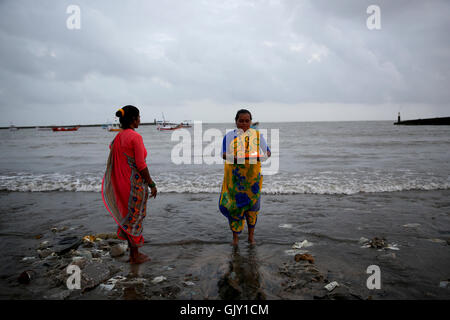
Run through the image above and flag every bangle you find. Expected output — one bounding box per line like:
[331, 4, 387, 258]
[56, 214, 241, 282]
[149, 182, 156, 188]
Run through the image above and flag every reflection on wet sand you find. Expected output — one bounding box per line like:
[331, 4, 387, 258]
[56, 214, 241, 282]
[218, 245, 266, 300]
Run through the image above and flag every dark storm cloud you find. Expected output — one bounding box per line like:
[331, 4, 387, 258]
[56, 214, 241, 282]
[0, 0, 449, 125]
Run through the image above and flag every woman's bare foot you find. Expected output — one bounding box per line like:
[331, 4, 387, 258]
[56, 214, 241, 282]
[232, 233, 239, 246]
[248, 228, 256, 245]
[130, 252, 150, 264]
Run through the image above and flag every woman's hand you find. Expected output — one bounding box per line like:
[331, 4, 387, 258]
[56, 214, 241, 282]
[150, 186, 157, 198]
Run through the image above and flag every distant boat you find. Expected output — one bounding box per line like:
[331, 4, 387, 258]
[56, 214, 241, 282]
[180, 120, 192, 128]
[9, 125, 18, 131]
[157, 123, 182, 131]
[52, 126, 80, 132]
[156, 112, 182, 131]
[107, 124, 121, 132]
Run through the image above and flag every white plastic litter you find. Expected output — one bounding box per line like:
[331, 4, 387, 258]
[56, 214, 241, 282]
[402, 223, 421, 228]
[292, 240, 313, 249]
[151, 276, 167, 284]
[279, 224, 293, 229]
[183, 281, 195, 286]
[99, 275, 127, 291]
[284, 249, 309, 256]
[324, 281, 339, 292]
[428, 238, 446, 243]
[386, 245, 400, 251]
[358, 237, 369, 245]
[22, 257, 36, 261]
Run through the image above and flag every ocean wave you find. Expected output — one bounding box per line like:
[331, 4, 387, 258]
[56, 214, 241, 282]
[0, 172, 449, 194]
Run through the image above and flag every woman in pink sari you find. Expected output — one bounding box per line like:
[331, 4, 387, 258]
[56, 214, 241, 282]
[102, 105, 157, 264]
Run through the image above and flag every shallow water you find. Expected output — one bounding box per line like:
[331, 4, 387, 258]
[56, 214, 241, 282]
[1, 190, 449, 300]
[1, 121, 449, 194]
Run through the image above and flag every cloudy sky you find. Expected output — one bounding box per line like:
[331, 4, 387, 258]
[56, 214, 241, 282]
[0, 0, 449, 126]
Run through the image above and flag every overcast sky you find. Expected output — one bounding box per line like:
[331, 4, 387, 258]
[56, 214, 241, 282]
[1, 0, 449, 126]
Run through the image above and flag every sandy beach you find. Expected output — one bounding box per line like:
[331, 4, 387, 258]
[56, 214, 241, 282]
[0, 190, 449, 300]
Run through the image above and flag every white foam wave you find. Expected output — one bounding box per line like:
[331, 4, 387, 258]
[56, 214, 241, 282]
[0, 172, 448, 194]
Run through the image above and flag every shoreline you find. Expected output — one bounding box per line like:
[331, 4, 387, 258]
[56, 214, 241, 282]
[0, 190, 449, 300]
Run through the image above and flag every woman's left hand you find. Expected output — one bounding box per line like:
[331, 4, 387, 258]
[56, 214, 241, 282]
[150, 186, 157, 198]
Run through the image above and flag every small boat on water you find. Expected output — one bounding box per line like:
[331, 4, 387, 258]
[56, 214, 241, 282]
[180, 120, 193, 128]
[107, 124, 121, 132]
[52, 126, 80, 132]
[157, 123, 182, 131]
[156, 112, 182, 131]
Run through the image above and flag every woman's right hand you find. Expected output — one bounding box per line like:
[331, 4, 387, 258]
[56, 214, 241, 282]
[150, 186, 157, 198]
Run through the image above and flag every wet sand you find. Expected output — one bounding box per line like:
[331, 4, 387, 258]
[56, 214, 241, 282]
[0, 190, 449, 300]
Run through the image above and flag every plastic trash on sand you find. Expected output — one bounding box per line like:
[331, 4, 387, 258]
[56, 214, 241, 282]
[292, 240, 313, 249]
[284, 249, 309, 256]
[324, 281, 339, 292]
[278, 224, 293, 229]
[99, 275, 127, 291]
[82, 235, 96, 243]
[151, 276, 167, 284]
[402, 223, 421, 228]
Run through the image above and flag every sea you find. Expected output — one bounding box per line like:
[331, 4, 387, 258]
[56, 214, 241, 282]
[1, 121, 449, 300]
[0, 121, 449, 195]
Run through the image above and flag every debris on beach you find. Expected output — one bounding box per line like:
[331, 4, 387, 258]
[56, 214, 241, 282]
[402, 223, 421, 228]
[294, 253, 315, 264]
[428, 238, 446, 244]
[51, 226, 68, 233]
[284, 249, 309, 256]
[151, 276, 167, 284]
[359, 237, 399, 251]
[278, 259, 361, 300]
[439, 280, 449, 289]
[279, 224, 293, 229]
[53, 236, 82, 256]
[324, 281, 339, 292]
[18, 270, 35, 284]
[82, 235, 96, 243]
[110, 243, 128, 257]
[21, 257, 36, 262]
[292, 240, 313, 249]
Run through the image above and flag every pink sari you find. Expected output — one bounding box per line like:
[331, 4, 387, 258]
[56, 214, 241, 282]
[102, 129, 149, 247]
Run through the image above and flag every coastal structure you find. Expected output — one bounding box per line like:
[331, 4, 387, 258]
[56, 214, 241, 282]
[394, 113, 450, 125]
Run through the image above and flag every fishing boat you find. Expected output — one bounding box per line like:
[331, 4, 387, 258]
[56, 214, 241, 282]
[156, 112, 182, 131]
[107, 123, 121, 132]
[180, 120, 193, 128]
[52, 126, 80, 132]
[157, 123, 182, 131]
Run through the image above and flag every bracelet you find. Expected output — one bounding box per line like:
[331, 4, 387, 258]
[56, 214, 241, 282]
[149, 182, 156, 188]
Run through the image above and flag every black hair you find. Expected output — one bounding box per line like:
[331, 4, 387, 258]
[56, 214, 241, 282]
[235, 109, 252, 122]
[115, 105, 140, 128]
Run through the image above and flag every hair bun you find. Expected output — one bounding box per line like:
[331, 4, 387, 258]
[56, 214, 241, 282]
[116, 108, 125, 118]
